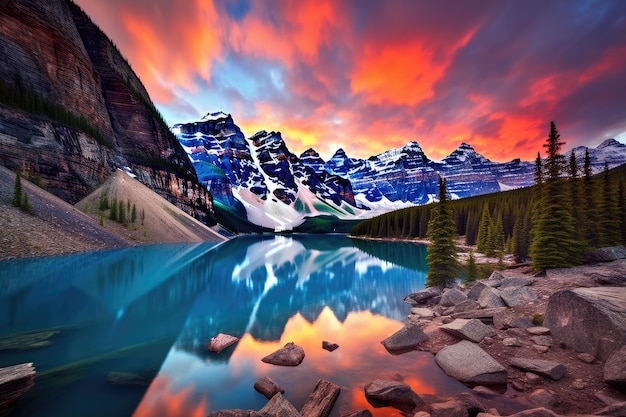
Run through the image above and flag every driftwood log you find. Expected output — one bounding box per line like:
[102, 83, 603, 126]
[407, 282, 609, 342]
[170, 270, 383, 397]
[0, 362, 36, 409]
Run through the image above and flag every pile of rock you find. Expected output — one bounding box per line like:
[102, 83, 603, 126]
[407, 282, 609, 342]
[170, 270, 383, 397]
[396, 263, 626, 416]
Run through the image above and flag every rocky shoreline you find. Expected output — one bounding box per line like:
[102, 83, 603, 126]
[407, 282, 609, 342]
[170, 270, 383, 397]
[209, 249, 626, 417]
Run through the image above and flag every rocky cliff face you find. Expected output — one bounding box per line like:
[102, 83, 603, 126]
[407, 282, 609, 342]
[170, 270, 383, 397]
[0, 0, 214, 223]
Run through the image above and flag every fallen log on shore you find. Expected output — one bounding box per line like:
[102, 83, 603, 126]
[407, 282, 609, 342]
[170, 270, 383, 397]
[0, 362, 36, 409]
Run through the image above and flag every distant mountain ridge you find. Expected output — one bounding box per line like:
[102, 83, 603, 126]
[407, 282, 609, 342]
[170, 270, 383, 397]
[173, 112, 626, 231]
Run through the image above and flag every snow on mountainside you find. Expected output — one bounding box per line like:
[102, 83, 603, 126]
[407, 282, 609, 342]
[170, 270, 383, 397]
[173, 112, 626, 231]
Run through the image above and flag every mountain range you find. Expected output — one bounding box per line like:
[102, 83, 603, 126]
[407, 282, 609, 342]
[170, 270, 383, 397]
[173, 112, 626, 232]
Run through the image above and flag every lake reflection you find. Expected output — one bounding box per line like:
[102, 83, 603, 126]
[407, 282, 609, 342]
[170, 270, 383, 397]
[0, 235, 469, 417]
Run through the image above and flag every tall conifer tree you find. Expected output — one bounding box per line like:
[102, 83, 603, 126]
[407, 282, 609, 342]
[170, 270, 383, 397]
[530, 121, 582, 269]
[582, 149, 600, 248]
[598, 162, 621, 246]
[426, 179, 459, 288]
[476, 204, 492, 255]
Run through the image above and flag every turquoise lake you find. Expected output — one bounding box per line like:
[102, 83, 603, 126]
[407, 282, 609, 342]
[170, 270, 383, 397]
[0, 235, 474, 416]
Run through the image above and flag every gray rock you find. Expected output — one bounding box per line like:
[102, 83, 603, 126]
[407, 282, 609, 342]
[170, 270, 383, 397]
[493, 310, 532, 330]
[509, 358, 566, 380]
[411, 307, 435, 318]
[486, 271, 505, 286]
[430, 399, 468, 417]
[451, 299, 481, 314]
[435, 340, 507, 386]
[208, 333, 240, 353]
[506, 328, 528, 338]
[500, 276, 535, 288]
[499, 286, 538, 307]
[440, 289, 468, 307]
[586, 246, 626, 262]
[533, 345, 550, 354]
[381, 324, 429, 352]
[477, 287, 505, 309]
[452, 307, 507, 322]
[363, 380, 424, 413]
[503, 337, 522, 347]
[603, 345, 626, 384]
[467, 281, 491, 301]
[528, 389, 555, 408]
[532, 336, 553, 347]
[526, 327, 550, 335]
[544, 287, 626, 361]
[405, 287, 443, 305]
[440, 319, 496, 343]
[259, 393, 301, 417]
[254, 376, 284, 399]
[261, 342, 305, 366]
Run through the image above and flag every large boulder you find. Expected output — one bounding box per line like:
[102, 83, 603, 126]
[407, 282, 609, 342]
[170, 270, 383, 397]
[440, 289, 468, 307]
[435, 340, 507, 386]
[604, 345, 626, 384]
[585, 246, 626, 262]
[381, 324, 429, 352]
[477, 287, 505, 309]
[261, 342, 305, 366]
[509, 358, 566, 381]
[254, 376, 284, 399]
[544, 287, 626, 361]
[467, 281, 491, 301]
[363, 380, 424, 413]
[208, 333, 240, 353]
[440, 319, 496, 343]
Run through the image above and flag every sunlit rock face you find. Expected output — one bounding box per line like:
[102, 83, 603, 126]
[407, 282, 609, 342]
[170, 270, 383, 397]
[324, 142, 440, 204]
[173, 113, 358, 209]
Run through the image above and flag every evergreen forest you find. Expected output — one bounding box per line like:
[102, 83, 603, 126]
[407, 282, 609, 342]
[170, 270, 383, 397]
[351, 123, 626, 271]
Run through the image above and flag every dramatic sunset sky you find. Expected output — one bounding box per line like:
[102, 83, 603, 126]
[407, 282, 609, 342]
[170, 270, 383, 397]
[74, 0, 626, 161]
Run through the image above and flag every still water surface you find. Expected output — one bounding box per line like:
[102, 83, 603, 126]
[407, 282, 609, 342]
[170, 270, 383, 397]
[0, 235, 470, 416]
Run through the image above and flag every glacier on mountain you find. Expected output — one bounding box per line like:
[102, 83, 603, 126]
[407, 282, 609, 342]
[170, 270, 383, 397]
[173, 113, 626, 231]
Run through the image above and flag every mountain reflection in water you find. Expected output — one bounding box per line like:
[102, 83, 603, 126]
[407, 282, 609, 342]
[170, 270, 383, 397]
[0, 235, 470, 417]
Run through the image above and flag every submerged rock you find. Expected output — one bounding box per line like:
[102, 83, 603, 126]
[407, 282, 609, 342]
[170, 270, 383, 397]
[363, 380, 424, 413]
[254, 376, 284, 399]
[261, 342, 305, 366]
[208, 333, 240, 353]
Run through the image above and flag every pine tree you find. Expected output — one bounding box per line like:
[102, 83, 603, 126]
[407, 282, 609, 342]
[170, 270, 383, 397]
[534, 152, 544, 186]
[119, 199, 127, 226]
[12, 170, 22, 207]
[493, 213, 505, 253]
[598, 162, 621, 247]
[476, 204, 492, 255]
[131, 204, 137, 223]
[426, 179, 459, 288]
[581, 149, 600, 248]
[21, 192, 31, 213]
[511, 204, 530, 262]
[530, 121, 583, 269]
[568, 150, 583, 241]
[110, 197, 118, 221]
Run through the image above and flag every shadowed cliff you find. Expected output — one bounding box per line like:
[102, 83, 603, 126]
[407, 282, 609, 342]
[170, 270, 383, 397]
[0, 0, 215, 224]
